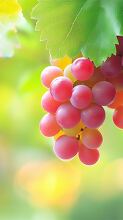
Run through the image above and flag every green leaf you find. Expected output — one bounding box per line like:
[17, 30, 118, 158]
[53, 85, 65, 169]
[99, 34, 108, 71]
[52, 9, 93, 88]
[32, 0, 123, 66]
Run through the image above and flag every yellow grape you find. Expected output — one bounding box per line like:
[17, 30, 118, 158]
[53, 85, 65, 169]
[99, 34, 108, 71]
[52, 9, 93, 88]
[54, 130, 64, 140]
[63, 122, 85, 137]
[50, 55, 72, 70]
[64, 64, 76, 83]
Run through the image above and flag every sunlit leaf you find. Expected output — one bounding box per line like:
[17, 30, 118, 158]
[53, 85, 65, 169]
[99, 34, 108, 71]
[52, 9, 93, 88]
[32, 0, 123, 66]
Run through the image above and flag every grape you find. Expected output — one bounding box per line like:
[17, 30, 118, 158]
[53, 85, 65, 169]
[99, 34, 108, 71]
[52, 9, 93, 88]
[54, 135, 79, 160]
[41, 91, 61, 114]
[108, 91, 123, 109]
[113, 106, 123, 129]
[84, 67, 106, 88]
[71, 57, 94, 81]
[56, 103, 81, 129]
[78, 143, 100, 165]
[82, 128, 103, 149]
[122, 56, 123, 67]
[101, 55, 122, 78]
[81, 104, 105, 128]
[64, 64, 76, 82]
[50, 55, 72, 70]
[41, 66, 63, 88]
[63, 121, 85, 137]
[92, 81, 116, 106]
[116, 36, 123, 56]
[107, 72, 123, 91]
[40, 113, 61, 137]
[50, 76, 73, 102]
[70, 85, 92, 109]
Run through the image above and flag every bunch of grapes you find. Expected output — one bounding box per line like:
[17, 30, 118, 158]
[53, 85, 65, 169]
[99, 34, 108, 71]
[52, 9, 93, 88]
[40, 36, 123, 166]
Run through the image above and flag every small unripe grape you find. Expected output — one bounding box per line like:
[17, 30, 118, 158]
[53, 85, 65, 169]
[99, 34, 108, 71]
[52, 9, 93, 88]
[64, 64, 76, 82]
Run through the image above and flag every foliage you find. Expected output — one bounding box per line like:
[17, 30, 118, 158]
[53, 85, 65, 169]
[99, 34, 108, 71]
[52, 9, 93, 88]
[32, 0, 123, 66]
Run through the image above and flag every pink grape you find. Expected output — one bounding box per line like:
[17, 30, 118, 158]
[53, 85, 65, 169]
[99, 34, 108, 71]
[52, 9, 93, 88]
[50, 76, 73, 102]
[79, 143, 100, 165]
[70, 85, 92, 109]
[113, 106, 123, 129]
[40, 113, 61, 137]
[41, 91, 61, 114]
[71, 57, 94, 81]
[54, 135, 79, 160]
[82, 128, 103, 149]
[56, 103, 81, 129]
[101, 55, 122, 78]
[92, 81, 116, 106]
[81, 104, 105, 128]
[41, 66, 63, 88]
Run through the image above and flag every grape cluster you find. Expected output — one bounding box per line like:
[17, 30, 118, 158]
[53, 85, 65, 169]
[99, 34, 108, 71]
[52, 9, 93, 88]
[40, 36, 123, 166]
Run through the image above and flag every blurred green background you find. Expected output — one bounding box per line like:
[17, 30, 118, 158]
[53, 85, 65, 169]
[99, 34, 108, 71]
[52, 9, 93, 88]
[1, 1, 123, 219]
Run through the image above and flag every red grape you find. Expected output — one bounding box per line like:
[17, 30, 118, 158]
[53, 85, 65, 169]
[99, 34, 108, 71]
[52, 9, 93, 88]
[71, 57, 94, 81]
[41, 66, 63, 88]
[50, 76, 73, 102]
[56, 103, 81, 129]
[41, 91, 61, 114]
[113, 106, 123, 129]
[81, 104, 105, 128]
[79, 143, 100, 165]
[54, 135, 79, 160]
[108, 91, 123, 109]
[92, 81, 116, 106]
[82, 128, 103, 149]
[70, 85, 92, 109]
[40, 113, 61, 137]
